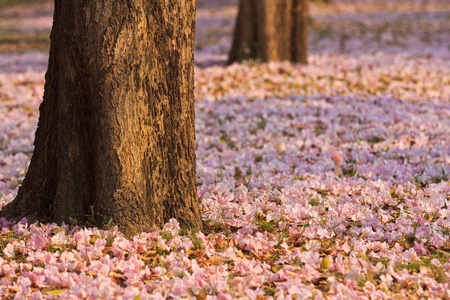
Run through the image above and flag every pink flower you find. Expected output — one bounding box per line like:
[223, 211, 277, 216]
[412, 241, 428, 255]
[30, 291, 44, 300]
[34, 275, 46, 288]
[157, 236, 170, 251]
[299, 263, 321, 281]
[163, 218, 180, 236]
[17, 276, 32, 287]
[74, 231, 90, 247]
[380, 274, 393, 287]
[50, 231, 68, 245]
[3, 243, 15, 258]
[402, 249, 419, 263]
[430, 259, 442, 267]
[29, 234, 48, 251]
[111, 245, 125, 259]
[431, 233, 446, 248]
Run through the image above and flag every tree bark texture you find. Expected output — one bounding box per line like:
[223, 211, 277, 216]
[0, 0, 202, 236]
[228, 0, 308, 64]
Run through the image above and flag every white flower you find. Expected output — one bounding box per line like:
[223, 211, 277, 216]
[3, 243, 15, 258]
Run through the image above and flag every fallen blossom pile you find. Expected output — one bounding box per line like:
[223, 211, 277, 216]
[0, 0, 449, 299]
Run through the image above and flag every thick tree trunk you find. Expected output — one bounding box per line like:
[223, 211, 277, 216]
[228, 0, 309, 64]
[0, 0, 202, 236]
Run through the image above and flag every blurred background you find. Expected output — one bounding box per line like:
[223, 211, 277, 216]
[0, 0, 448, 61]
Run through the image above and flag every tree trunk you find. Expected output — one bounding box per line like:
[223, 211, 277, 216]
[0, 0, 202, 236]
[228, 0, 309, 64]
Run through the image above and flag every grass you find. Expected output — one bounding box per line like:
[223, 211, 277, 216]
[0, 30, 49, 52]
[0, 0, 52, 52]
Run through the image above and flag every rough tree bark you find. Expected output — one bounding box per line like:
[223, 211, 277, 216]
[0, 0, 202, 236]
[228, 0, 309, 64]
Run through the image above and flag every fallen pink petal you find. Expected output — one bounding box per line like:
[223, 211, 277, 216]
[1, 0, 450, 299]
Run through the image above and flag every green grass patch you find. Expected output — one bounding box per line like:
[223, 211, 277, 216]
[367, 136, 385, 145]
[253, 212, 278, 233]
[0, 29, 50, 52]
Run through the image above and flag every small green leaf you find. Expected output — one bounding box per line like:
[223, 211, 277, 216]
[320, 256, 332, 271]
[44, 289, 65, 295]
[272, 265, 283, 273]
[51, 227, 66, 235]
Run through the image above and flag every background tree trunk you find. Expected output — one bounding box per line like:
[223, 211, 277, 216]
[0, 0, 202, 236]
[228, 0, 309, 64]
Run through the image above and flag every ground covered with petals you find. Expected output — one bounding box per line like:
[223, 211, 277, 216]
[1, 0, 449, 299]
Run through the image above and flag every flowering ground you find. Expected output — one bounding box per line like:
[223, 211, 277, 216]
[1, 0, 449, 299]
